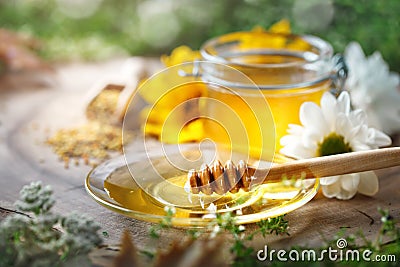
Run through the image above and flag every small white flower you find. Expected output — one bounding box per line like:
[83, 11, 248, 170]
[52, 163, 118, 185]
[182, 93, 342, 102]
[344, 42, 400, 135]
[202, 203, 217, 219]
[164, 206, 176, 215]
[280, 91, 391, 200]
[210, 225, 220, 239]
[238, 225, 246, 232]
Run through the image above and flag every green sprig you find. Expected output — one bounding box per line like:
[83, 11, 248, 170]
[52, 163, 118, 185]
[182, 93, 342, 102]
[148, 206, 175, 239]
[0, 181, 103, 267]
[256, 216, 290, 237]
[146, 206, 400, 267]
[213, 212, 289, 267]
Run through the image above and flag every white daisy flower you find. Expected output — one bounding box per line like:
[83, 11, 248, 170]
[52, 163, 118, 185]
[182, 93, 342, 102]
[280, 91, 392, 200]
[344, 42, 400, 135]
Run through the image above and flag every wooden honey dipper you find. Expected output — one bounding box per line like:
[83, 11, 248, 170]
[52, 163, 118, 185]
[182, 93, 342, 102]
[187, 147, 400, 195]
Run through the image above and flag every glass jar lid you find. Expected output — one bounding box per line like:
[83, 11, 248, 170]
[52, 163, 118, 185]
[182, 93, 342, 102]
[199, 31, 338, 90]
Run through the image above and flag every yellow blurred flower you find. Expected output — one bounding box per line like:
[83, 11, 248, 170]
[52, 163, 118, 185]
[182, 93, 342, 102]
[139, 46, 206, 143]
[268, 19, 291, 34]
[140, 82, 206, 143]
[161, 45, 201, 67]
[239, 19, 309, 51]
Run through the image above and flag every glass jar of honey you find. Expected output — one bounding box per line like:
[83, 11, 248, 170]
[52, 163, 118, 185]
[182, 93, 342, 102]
[196, 31, 345, 161]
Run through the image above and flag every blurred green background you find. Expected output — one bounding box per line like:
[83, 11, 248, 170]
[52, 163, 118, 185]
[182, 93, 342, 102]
[1, 0, 399, 71]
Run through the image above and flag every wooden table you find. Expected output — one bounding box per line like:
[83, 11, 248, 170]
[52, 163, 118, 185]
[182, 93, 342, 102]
[1, 58, 399, 265]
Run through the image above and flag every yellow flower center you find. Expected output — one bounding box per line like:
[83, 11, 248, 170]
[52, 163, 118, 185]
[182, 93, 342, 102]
[317, 132, 353, 157]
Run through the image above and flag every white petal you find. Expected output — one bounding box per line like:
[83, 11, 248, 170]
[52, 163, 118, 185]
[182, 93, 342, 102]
[320, 176, 339, 185]
[340, 173, 360, 192]
[280, 134, 300, 146]
[351, 141, 371, 151]
[344, 42, 366, 65]
[321, 182, 341, 198]
[321, 92, 337, 131]
[349, 109, 367, 126]
[302, 129, 320, 151]
[336, 188, 357, 200]
[337, 91, 351, 115]
[351, 125, 369, 144]
[357, 171, 379, 196]
[287, 124, 304, 135]
[367, 128, 392, 147]
[300, 102, 328, 134]
[279, 144, 312, 159]
[335, 114, 353, 139]
[348, 125, 362, 141]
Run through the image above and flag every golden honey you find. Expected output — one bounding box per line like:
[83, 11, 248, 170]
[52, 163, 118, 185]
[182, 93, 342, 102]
[204, 81, 329, 159]
[200, 31, 335, 160]
[102, 160, 315, 223]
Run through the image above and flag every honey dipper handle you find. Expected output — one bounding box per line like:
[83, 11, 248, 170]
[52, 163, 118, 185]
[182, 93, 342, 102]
[266, 147, 400, 182]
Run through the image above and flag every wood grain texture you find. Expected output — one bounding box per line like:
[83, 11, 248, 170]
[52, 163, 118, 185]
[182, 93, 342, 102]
[0, 58, 399, 263]
[266, 147, 400, 182]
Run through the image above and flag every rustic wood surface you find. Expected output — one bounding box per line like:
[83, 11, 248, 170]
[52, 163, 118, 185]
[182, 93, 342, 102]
[0, 58, 399, 265]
